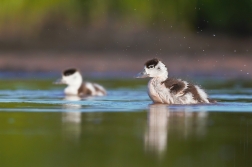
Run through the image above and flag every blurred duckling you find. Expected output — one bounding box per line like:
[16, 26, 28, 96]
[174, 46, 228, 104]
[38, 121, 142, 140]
[55, 68, 106, 96]
[136, 58, 214, 104]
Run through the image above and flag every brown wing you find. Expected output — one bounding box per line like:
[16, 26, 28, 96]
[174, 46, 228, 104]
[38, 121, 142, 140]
[78, 83, 92, 96]
[184, 84, 215, 103]
[184, 84, 208, 103]
[163, 78, 213, 103]
[161, 78, 186, 94]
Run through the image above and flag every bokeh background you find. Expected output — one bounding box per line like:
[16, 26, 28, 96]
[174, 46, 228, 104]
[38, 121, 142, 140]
[0, 0, 251, 77]
[1, 2, 252, 167]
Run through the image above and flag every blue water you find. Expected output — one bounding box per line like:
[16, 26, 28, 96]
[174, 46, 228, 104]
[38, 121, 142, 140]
[0, 85, 251, 112]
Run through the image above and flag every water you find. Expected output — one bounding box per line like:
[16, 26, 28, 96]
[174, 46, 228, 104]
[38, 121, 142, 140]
[0, 77, 252, 167]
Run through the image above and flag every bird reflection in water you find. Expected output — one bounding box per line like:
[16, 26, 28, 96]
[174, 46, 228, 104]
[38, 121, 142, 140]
[145, 104, 169, 156]
[62, 96, 82, 142]
[145, 104, 208, 157]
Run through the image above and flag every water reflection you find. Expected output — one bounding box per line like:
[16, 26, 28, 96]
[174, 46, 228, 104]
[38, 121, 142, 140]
[62, 96, 82, 142]
[144, 104, 168, 156]
[145, 104, 208, 157]
[169, 107, 208, 138]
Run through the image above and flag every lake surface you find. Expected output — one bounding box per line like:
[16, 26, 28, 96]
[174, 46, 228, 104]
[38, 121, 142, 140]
[0, 76, 251, 167]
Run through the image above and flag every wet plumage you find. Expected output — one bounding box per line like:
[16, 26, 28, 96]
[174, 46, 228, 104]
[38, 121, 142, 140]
[136, 58, 214, 104]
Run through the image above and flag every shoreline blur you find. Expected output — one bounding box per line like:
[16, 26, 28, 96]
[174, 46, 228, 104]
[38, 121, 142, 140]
[0, 50, 251, 78]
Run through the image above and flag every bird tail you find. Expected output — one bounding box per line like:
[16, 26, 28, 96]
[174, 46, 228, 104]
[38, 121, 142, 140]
[208, 98, 217, 103]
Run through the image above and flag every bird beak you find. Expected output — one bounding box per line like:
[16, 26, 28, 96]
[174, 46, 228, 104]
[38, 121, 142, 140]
[53, 78, 66, 84]
[135, 70, 149, 78]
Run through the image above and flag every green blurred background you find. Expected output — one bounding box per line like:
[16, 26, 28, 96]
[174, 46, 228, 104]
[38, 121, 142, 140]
[0, 0, 251, 76]
[1, 0, 252, 35]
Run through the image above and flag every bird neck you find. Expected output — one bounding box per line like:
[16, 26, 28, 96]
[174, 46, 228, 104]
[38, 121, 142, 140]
[156, 72, 168, 81]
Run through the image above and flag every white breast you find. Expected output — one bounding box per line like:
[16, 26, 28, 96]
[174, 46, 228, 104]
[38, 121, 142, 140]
[148, 80, 163, 103]
[64, 86, 78, 95]
[148, 78, 174, 104]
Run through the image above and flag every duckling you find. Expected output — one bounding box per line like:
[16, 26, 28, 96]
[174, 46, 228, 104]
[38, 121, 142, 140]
[136, 58, 213, 104]
[55, 68, 106, 96]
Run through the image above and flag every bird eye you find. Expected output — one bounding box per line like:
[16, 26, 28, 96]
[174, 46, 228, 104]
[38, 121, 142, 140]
[157, 67, 161, 70]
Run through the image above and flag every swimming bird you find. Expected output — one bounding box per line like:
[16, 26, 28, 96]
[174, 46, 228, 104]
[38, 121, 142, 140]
[55, 68, 106, 96]
[136, 58, 213, 104]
